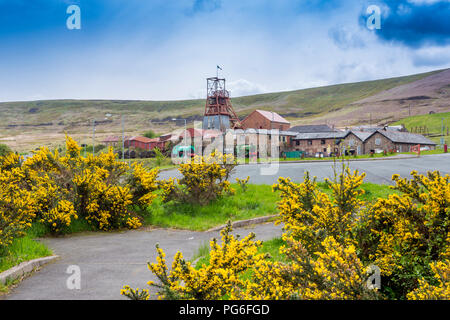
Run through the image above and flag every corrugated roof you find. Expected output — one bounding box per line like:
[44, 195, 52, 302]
[128, 136, 154, 143]
[226, 129, 296, 136]
[377, 130, 437, 145]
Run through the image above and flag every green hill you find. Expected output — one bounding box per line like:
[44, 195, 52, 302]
[393, 112, 450, 144]
[0, 68, 448, 152]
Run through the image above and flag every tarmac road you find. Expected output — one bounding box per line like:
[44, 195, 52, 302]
[160, 153, 450, 185]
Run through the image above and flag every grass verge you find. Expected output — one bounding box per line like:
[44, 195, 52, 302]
[140, 182, 396, 231]
[140, 184, 280, 231]
[0, 235, 52, 274]
[20, 182, 397, 236]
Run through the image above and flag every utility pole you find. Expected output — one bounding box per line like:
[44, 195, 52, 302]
[122, 115, 125, 161]
[272, 111, 275, 159]
[92, 119, 96, 155]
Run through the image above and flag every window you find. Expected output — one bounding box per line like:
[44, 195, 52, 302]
[321, 139, 326, 145]
[308, 140, 313, 146]
[375, 138, 381, 146]
[296, 140, 300, 146]
[349, 139, 355, 147]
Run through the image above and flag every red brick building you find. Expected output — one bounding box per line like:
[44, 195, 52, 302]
[102, 136, 120, 147]
[125, 136, 165, 151]
[241, 110, 290, 131]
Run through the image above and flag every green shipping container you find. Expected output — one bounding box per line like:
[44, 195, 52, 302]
[284, 151, 304, 158]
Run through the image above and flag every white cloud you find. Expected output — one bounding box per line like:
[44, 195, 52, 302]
[1, 0, 448, 102]
[227, 79, 267, 97]
[411, 46, 450, 67]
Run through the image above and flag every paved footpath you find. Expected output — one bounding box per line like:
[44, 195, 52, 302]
[3, 223, 282, 300]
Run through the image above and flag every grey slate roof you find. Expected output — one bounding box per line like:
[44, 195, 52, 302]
[350, 131, 373, 142]
[353, 125, 405, 132]
[377, 130, 437, 145]
[288, 124, 336, 133]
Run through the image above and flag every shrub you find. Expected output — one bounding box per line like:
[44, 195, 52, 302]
[39, 200, 77, 235]
[153, 148, 168, 167]
[159, 152, 237, 205]
[126, 163, 159, 207]
[0, 152, 21, 171]
[234, 235, 379, 300]
[143, 130, 158, 139]
[236, 176, 250, 192]
[122, 165, 449, 300]
[0, 135, 160, 236]
[272, 166, 365, 254]
[0, 144, 12, 157]
[0, 167, 36, 255]
[356, 170, 450, 298]
[121, 222, 267, 300]
[407, 260, 450, 300]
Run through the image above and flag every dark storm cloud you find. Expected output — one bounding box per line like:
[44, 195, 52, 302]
[359, 0, 450, 47]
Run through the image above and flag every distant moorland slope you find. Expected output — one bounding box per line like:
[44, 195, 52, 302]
[0, 68, 449, 152]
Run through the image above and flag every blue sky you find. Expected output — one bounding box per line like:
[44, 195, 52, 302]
[0, 0, 449, 102]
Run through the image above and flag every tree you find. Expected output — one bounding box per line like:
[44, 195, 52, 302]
[0, 144, 12, 157]
[143, 130, 159, 139]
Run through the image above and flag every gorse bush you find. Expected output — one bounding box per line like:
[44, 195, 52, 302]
[406, 260, 450, 299]
[159, 152, 237, 205]
[121, 221, 268, 300]
[0, 164, 35, 255]
[122, 166, 450, 300]
[0, 136, 160, 252]
[356, 170, 450, 298]
[236, 176, 250, 192]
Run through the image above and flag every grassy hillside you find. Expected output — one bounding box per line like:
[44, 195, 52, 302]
[0, 69, 443, 125]
[232, 69, 443, 118]
[393, 112, 450, 144]
[0, 68, 447, 152]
